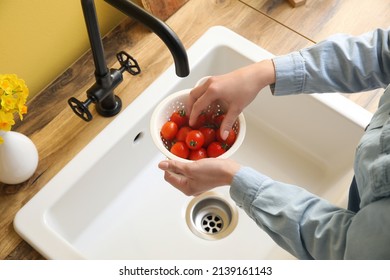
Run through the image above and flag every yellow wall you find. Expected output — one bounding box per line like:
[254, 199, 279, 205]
[0, 0, 126, 99]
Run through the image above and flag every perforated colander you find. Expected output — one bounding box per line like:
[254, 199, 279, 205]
[150, 80, 246, 162]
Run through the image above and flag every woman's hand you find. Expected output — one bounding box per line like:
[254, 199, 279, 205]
[158, 158, 241, 196]
[158, 60, 274, 195]
[188, 59, 275, 140]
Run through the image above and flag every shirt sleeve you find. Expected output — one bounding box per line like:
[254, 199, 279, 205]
[230, 167, 390, 259]
[230, 167, 354, 259]
[229, 29, 390, 259]
[272, 28, 390, 95]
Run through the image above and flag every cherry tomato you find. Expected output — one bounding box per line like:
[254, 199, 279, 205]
[192, 113, 208, 129]
[170, 141, 189, 159]
[189, 148, 207, 160]
[214, 114, 225, 128]
[176, 126, 192, 142]
[170, 110, 188, 128]
[161, 121, 178, 141]
[186, 130, 205, 150]
[204, 110, 215, 125]
[199, 127, 216, 148]
[216, 128, 236, 147]
[207, 142, 227, 158]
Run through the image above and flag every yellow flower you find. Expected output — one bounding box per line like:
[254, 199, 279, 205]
[18, 105, 28, 120]
[0, 74, 29, 143]
[1, 94, 17, 111]
[0, 111, 15, 131]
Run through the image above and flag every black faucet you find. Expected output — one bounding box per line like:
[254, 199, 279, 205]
[68, 0, 190, 122]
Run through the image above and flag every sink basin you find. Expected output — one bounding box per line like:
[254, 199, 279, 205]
[14, 26, 372, 259]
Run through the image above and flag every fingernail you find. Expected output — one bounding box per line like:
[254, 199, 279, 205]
[222, 130, 229, 140]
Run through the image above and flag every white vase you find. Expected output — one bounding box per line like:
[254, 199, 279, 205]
[0, 131, 39, 185]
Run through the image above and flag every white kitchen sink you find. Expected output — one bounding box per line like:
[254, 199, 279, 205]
[14, 26, 372, 259]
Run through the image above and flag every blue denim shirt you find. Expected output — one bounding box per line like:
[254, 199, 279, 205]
[230, 29, 390, 259]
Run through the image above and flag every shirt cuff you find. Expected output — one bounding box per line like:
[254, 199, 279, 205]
[229, 166, 271, 212]
[271, 52, 306, 96]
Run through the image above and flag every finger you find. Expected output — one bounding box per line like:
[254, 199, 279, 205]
[164, 171, 199, 196]
[158, 159, 185, 174]
[220, 108, 240, 140]
[158, 160, 169, 171]
[189, 91, 221, 127]
[158, 160, 171, 171]
[188, 80, 209, 110]
[188, 84, 209, 126]
[189, 81, 209, 102]
[164, 171, 187, 189]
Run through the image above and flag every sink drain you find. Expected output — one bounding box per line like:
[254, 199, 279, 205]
[186, 192, 238, 241]
[201, 213, 223, 234]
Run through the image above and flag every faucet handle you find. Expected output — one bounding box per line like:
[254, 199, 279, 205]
[68, 97, 94, 122]
[116, 51, 141, 75]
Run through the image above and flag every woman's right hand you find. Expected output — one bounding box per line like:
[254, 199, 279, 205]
[158, 158, 240, 196]
[188, 59, 276, 140]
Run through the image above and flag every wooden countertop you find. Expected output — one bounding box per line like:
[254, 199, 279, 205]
[1, 0, 389, 259]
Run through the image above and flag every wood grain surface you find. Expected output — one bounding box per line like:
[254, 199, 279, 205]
[243, 0, 390, 41]
[1, 0, 387, 259]
[142, 0, 189, 20]
[287, 0, 306, 7]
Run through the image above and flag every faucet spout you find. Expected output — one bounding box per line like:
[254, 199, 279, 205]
[105, 0, 190, 77]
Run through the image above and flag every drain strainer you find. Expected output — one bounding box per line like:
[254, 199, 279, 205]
[186, 192, 238, 241]
[201, 213, 223, 234]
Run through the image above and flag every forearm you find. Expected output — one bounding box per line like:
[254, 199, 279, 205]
[272, 28, 390, 95]
[230, 167, 356, 259]
[239, 59, 276, 92]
